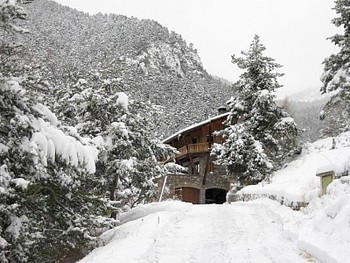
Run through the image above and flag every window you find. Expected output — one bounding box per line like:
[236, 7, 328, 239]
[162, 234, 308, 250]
[206, 135, 213, 143]
[194, 162, 200, 174]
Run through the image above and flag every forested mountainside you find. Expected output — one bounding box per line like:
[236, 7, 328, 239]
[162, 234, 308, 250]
[291, 99, 325, 143]
[20, 0, 231, 138]
[278, 97, 328, 143]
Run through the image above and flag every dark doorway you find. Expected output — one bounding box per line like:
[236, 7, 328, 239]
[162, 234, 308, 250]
[176, 187, 200, 204]
[205, 188, 227, 204]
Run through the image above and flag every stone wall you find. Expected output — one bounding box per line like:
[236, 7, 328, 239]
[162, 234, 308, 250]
[227, 193, 308, 210]
[157, 171, 235, 204]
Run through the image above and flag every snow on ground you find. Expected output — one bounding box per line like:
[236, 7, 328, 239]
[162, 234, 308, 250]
[79, 132, 350, 263]
[79, 201, 311, 263]
[234, 131, 350, 262]
[237, 132, 350, 206]
[296, 176, 350, 263]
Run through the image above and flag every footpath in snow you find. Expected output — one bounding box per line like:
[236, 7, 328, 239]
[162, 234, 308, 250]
[79, 201, 313, 263]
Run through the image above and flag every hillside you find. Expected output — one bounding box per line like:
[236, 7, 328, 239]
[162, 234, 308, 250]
[283, 97, 328, 143]
[278, 90, 334, 143]
[20, 0, 231, 138]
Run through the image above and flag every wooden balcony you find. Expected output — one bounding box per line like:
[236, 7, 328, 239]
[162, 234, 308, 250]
[177, 143, 210, 159]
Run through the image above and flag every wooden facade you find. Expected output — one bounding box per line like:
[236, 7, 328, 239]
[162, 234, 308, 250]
[159, 112, 235, 204]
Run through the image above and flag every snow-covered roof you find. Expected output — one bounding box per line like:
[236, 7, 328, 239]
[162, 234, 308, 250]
[316, 164, 334, 176]
[162, 112, 229, 143]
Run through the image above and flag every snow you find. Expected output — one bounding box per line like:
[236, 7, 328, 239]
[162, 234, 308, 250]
[2, 78, 98, 173]
[162, 112, 229, 143]
[133, 42, 202, 77]
[0, 236, 8, 249]
[5, 215, 29, 239]
[80, 193, 350, 263]
[79, 201, 311, 263]
[79, 132, 350, 263]
[297, 176, 350, 263]
[236, 132, 350, 206]
[258, 89, 270, 96]
[0, 164, 11, 194]
[280, 116, 295, 125]
[30, 132, 48, 165]
[110, 121, 129, 138]
[316, 164, 334, 175]
[0, 143, 8, 153]
[116, 92, 129, 111]
[77, 78, 88, 85]
[2, 79, 26, 95]
[325, 67, 350, 92]
[92, 135, 106, 148]
[32, 103, 59, 126]
[120, 158, 135, 172]
[29, 117, 98, 173]
[11, 178, 30, 190]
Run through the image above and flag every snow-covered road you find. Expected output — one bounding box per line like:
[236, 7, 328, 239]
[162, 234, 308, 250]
[149, 203, 309, 263]
[80, 201, 314, 263]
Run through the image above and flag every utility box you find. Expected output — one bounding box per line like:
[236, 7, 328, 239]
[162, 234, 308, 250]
[316, 170, 335, 196]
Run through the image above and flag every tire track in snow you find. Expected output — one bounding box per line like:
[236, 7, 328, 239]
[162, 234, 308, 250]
[149, 203, 311, 263]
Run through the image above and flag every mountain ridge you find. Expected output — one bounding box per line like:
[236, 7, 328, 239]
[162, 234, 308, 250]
[21, 0, 231, 138]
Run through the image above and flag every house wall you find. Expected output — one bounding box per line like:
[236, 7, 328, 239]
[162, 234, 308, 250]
[160, 114, 233, 204]
[169, 115, 226, 149]
[157, 170, 235, 204]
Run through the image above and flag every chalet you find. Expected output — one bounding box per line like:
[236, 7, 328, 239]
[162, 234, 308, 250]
[158, 109, 235, 204]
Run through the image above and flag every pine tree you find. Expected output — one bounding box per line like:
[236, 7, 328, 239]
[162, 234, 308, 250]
[212, 35, 298, 188]
[0, 0, 27, 76]
[212, 124, 273, 186]
[101, 98, 177, 211]
[0, 2, 117, 262]
[0, 79, 116, 263]
[320, 0, 350, 136]
[53, 69, 178, 213]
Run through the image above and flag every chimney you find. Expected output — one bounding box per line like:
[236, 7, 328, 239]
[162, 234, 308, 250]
[218, 106, 227, 115]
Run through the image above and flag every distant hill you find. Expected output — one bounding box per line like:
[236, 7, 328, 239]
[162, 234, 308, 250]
[21, 0, 231, 138]
[277, 92, 331, 143]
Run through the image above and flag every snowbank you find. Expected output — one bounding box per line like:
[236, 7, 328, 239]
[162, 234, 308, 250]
[234, 132, 350, 207]
[296, 176, 350, 263]
[79, 201, 191, 263]
[249, 183, 350, 263]
[235, 132, 350, 262]
[118, 200, 191, 224]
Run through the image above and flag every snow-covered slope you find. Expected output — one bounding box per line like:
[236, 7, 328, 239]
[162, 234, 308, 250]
[234, 131, 350, 262]
[236, 131, 350, 207]
[297, 176, 350, 263]
[23, 0, 231, 138]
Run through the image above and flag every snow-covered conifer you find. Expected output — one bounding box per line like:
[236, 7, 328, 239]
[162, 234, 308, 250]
[0, 2, 117, 262]
[320, 0, 350, 136]
[212, 35, 298, 187]
[0, 77, 119, 263]
[54, 69, 178, 213]
[0, 0, 28, 74]
[212, 124, 273, 187]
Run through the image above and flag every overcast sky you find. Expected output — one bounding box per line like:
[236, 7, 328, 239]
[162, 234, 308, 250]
[53, 0, 339, 97]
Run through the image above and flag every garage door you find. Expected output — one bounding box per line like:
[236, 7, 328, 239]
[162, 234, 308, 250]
[175, 187, 200, 204]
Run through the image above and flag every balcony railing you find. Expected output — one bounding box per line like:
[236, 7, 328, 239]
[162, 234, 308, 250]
[177, 143, 210, 158]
